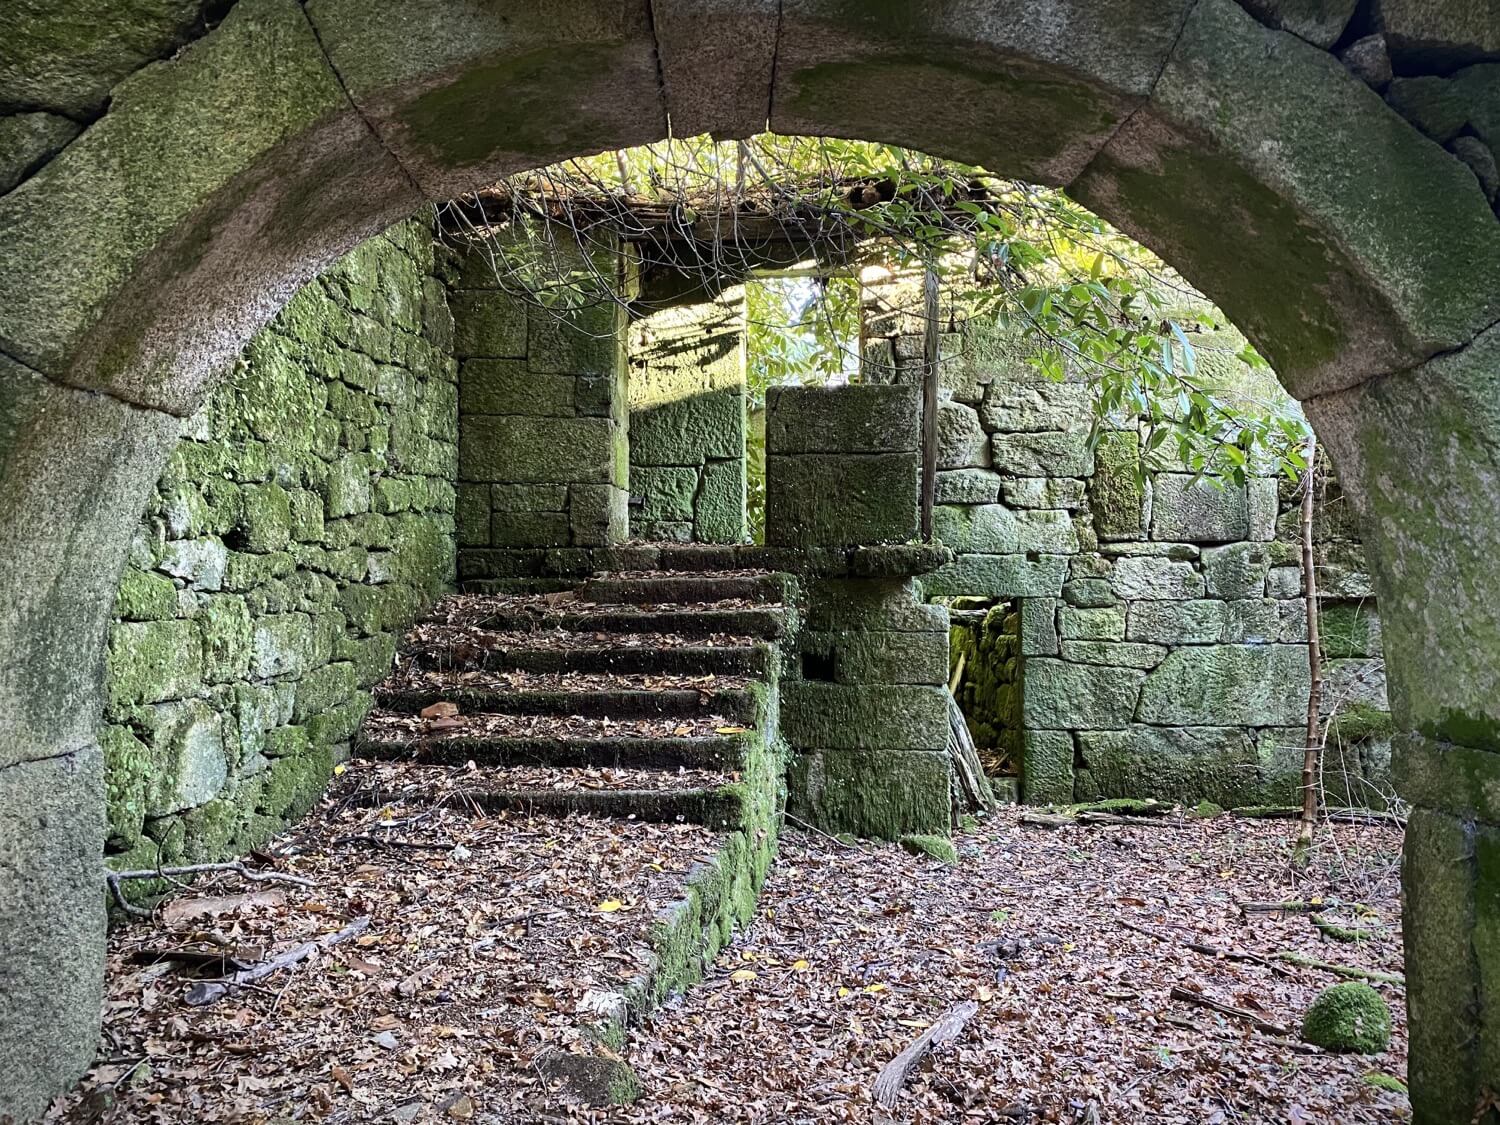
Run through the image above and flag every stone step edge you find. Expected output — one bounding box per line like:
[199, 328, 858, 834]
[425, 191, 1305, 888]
[575, 573, 794, 606]
[372, 685, 760, 723]
[345, 781, 747, 827]
[425, 607, 791, 639]
[355, 733, 752, 771]
[408, 642, 773, 677]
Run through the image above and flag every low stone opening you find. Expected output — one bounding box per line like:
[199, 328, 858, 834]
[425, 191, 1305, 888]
[942, 596, 1023, 792]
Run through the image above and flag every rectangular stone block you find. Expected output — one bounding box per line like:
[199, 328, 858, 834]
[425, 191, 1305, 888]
[491, 483, 568, 512]
[781, 682, 949, 751]
[459, 359, 574, 416]
[765, 384, 919, 454]
[1137, 645, 1310, 726]
[526, 305, 622, 375]
[1059, 641, 1167, 669]
[1202, 542, 1272, 599]
[936, 468, 1002, 504]
[980, 378, 1090, 432]
[1075, 725, 1265, 807]
[1110, 555, 1206, 600]
[568, 484, 627, 547]
[921, 553, 1068, 599]
[1019, 597, 1060, 656]
[459, 416, 615, 484]
[1091, 430, 1145, 540]
[765, 452, 918, 547]
[803, 578, 947, 633]
[1002, 476, 1086, 510]
[1149, 474, 1250, 542]
[490, 511, 570, 548]
[449, 290, 526, 358]
[695, 457, 746, 544]
[787, 748, 951, 838]
[1125, 599, 1227, 644]
[799, 629, 949, 686]
[990, 430, 1093, 477]
[1022, 729, 1075, 804]
[933, 505, 1078, 554]
[632, 465, 698, 523]
[1022, 658, 1144, 729]
[1057, 605, 1126, 641]
[634, 386, 744, 460]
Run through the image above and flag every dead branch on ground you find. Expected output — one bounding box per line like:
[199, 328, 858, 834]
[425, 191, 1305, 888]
[872, 999, 979, 1108]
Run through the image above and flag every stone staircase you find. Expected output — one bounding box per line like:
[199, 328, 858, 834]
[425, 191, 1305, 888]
[351, 564, 789, 1094]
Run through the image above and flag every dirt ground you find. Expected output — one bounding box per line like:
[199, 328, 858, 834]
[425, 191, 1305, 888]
[48, 781, 1407, 1125]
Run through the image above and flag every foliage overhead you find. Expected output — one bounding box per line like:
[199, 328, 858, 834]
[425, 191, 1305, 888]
[442, 134, 1312, 483]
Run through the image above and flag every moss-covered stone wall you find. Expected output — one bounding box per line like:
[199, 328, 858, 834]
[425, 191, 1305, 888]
[948, 601, 1023, 775]
[449, 235, 630, 570]
[101, 216, 457, 878]
[627, 269, 748, 543]
[869, 316, 1391, 810]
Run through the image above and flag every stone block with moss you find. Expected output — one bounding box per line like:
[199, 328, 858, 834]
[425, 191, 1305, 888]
[766, 452, 919, 547]
[780, 682, 949, 752]
[1301, 983, 1392, 1054]
[765, 384, 919, 454]
[1023, 659, 1143, 730]
[459, 416, 617, 485]
[631, 391, 745, 466]
[1091, 430, 1145, 539]
[788, 748, 952, 838]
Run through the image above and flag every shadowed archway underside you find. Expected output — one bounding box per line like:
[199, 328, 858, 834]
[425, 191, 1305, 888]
[4, 2, 1500, 1120]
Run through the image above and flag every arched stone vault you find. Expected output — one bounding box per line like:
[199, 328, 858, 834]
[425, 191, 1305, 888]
[3, 1, 1500, 1119]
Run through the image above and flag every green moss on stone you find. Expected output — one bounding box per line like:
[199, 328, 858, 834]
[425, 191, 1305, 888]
[899, 833, 958, 865]
[1301, 983, 1392, 1054]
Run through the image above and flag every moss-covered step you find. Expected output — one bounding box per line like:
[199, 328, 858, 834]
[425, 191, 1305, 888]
[407, 636, 774, 677]
[577, 573, 791, 606]
[356, 731, 752, 771]
[450, 605, 790, 639]
[347, 773, 748, 827]
[373, 684, 760, 723]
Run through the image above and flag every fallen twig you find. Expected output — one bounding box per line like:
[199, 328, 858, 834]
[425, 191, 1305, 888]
[1160, 1013, 1321, 1055]
[1272, 951, 1403, 986]
[1168, 985, 1290, 1037]
[1117, 918, 1293, 978]
[872, 999, 978, 1108]
[783, 811, 860, 850]
[1021, 811, 1181, 830]
[107, 861, 315, 917]
[184, 916, 370, 1006]
[1239, 899, 1328, 915]
[1311, 912, 1375, 943]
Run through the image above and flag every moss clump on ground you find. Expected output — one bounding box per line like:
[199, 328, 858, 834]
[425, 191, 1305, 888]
[1193, 800, 1225, 818]
[899, 833, 958, 865]
[1300, 983, 1392, 1054]
[1362, 1072, 1407, 1094]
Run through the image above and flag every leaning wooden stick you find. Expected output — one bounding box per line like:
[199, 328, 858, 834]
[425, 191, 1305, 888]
[184, 916, 370, 1007]
[1168, 985, 1289, 1037]
[872, 999, 979, 1109]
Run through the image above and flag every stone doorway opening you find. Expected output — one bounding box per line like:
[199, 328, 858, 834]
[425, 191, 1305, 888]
[943, 596, 1023, 802]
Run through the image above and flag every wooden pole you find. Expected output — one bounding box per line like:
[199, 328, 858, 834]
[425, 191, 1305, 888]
[920, 265, 940, 541]
[1295, 438, 1323, 863]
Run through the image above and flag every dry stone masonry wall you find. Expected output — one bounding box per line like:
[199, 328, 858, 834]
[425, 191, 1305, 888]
[101, 218, 456, 880]
[450, 234, 631, 577]
[870, 316, 1390, 811]
[627, 269, 748, 544]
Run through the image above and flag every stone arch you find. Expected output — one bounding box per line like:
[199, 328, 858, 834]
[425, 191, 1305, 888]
[4, 1, 1500, 1119]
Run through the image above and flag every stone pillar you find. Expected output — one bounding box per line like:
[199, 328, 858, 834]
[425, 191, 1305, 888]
[0, 357, 181, 1121]
[451, 235, 629, 575]
[768, 384, 953, 838]
[628, 270, 747, 543]
[1308, 323, 1500, 1125]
